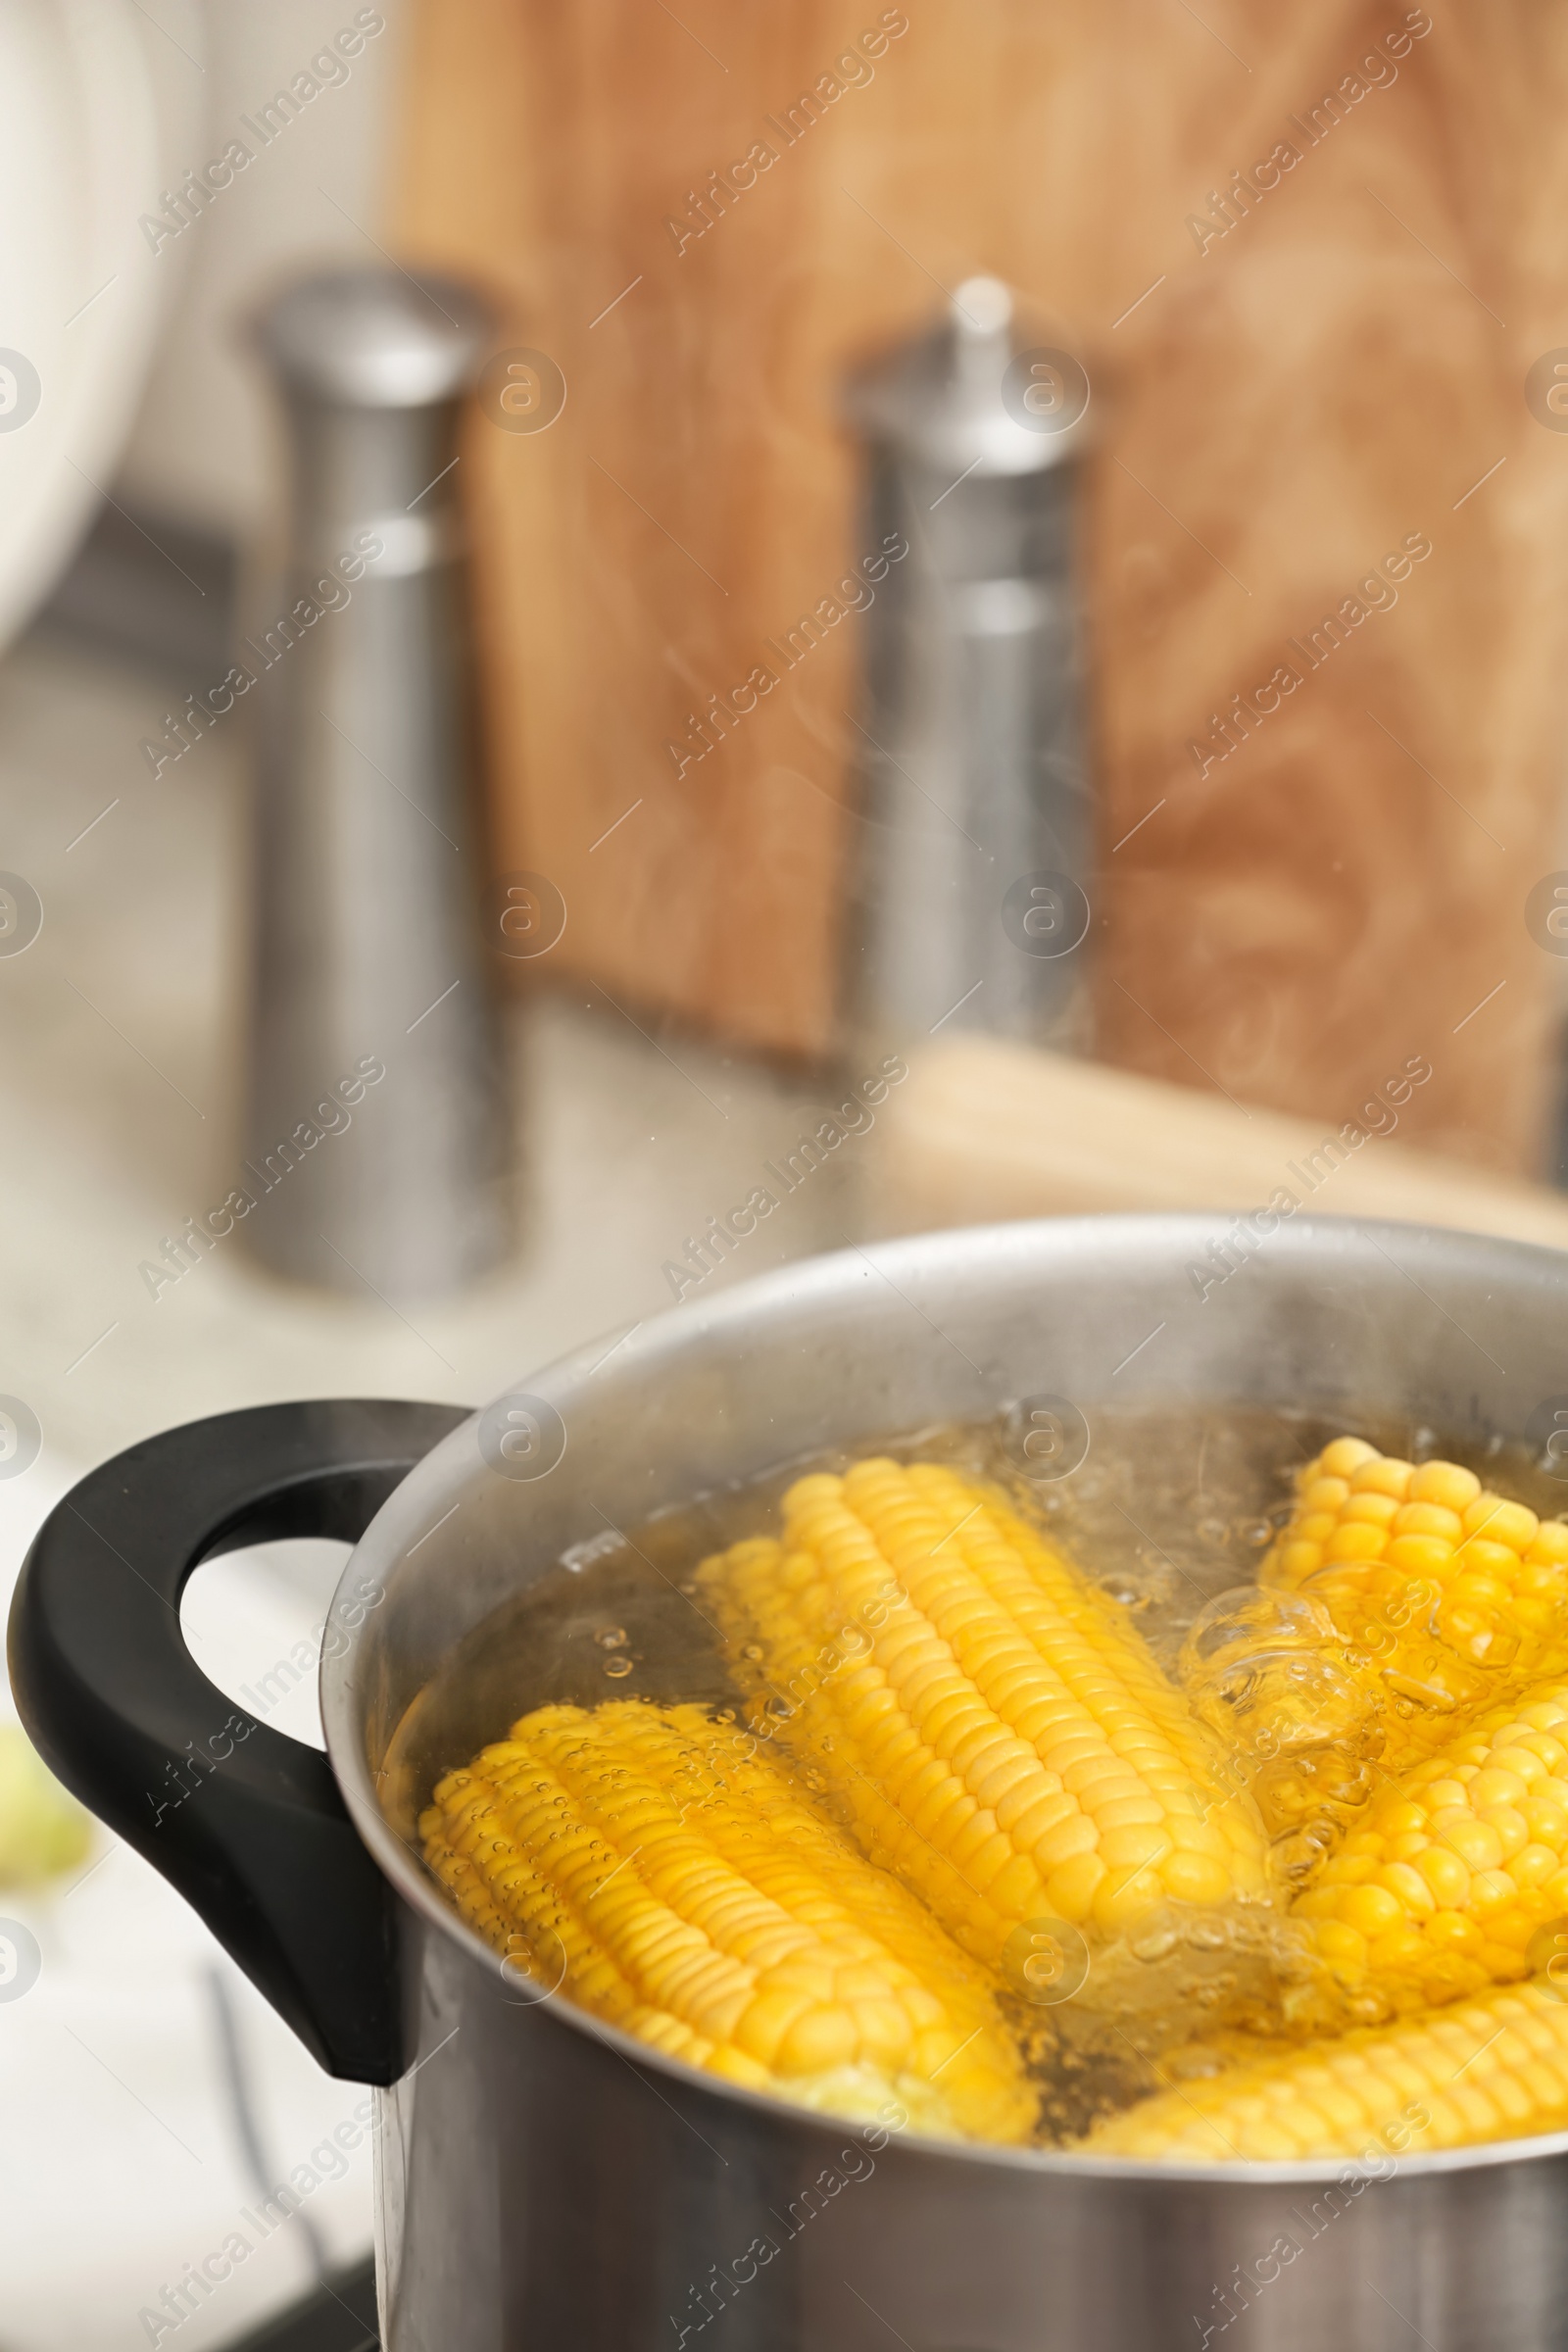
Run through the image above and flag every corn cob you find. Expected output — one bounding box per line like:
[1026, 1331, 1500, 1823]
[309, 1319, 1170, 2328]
[1291, 1681, 1568, 2015]
[1262, 1438, 1568, 1768]
[420, 1697, 1035, 2143]
[1078, 1981, 1568, 2161]
[696, 1458, 1271, 1958]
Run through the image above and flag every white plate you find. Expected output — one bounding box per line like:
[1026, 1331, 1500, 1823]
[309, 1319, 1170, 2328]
[0, 0, 203, 652]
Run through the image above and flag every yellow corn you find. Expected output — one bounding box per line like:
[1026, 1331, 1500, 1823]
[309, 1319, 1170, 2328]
[419, 1697, 1035, 2143]
[696, 1457, 1270, 1957]
[1263, 1437, 1568, 1766]
[1079, 1981, 1568, 2161]
[1292, 1680, 1568, 2014]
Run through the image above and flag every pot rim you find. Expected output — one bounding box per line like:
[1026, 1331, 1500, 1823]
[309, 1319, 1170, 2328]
[324, 1211, 1568, 2184]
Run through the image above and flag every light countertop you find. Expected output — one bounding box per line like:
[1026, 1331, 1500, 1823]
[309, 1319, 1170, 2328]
[0, 627, 881, 1471]
[0, 622, 886, 2352]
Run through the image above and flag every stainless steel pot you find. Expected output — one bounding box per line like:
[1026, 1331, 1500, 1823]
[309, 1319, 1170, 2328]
[12, 1214, 1568, 2352]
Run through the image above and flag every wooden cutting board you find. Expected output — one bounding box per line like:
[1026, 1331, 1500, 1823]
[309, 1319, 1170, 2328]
[392, 0, 1568, 1178]
[874, 1031, 1568, 1250]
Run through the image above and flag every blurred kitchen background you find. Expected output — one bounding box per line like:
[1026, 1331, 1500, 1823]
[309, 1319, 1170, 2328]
[6, 1, 1568, 2344]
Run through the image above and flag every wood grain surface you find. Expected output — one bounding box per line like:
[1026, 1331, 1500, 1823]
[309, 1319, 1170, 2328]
[393, 1, 1568, 1172]
[875, 1031, 1568, 1250]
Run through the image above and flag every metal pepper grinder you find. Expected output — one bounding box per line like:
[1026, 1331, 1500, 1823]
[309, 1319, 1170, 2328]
[240, 265, 512, 1300]
[841, 275, 1094, 1053]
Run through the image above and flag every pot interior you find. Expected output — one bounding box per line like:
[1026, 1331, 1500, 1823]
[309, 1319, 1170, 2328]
[374, 1395, 1567, 1851]
[335, 1215, 1568, 1853]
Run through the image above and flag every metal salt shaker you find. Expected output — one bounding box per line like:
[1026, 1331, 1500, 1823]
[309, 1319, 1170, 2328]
[841, 275, 1094, 1052]
[241, 266, 511, 1300]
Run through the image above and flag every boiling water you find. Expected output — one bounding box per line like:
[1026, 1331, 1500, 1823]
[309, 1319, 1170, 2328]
[384, 1403, 1567, 2144]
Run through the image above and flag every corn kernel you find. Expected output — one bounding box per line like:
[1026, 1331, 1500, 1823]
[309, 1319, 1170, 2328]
[1320, 1438, 1380, 1479]
[1508, 1844, 1561, 1891]
[1410, 1462, 1483, 1511]
[1426, 1910, 1485, 1952]
[1376, 1862, 1437, 1918]
[1344, 1493, 1401, 1529]
[1440, 1819, 1505, 1873]
[1047, 1852, 1106, 1922]
[1394, 1501, 1464, 1544]
[1327, 1524, 1391, 1564]
[1351, 1457, 1414, 1500]
[1472, 1769, 1531, 1809]
[1339, 1885, 1405, 1936]
[1494, 1743, 1549, 1781]
[1464, 1499, 1540, 1552]
[1415, 1847, 1472, 1908]
[1453, 1541, 1519, 1581]
[1368, 1928, 1430, 1970]
[1158, 1850, 1233, 1904]
[1479, 1806, 1531, 1860]
[1376, 1800, 1430, 1837]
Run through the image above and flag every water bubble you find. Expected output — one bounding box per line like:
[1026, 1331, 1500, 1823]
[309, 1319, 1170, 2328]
[741, 1642, 762, 1661]
[604, 1656, 634, 1679]
[1180, 1589, 1336, 1678]
[1177, 1588, 1380, 1790]
[594, 1627, 627, 1649]
[1109, 1557, 1180, 1615]
[1271, 1824, 1337, 1884]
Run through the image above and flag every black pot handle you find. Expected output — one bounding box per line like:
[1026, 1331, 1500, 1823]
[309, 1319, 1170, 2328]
[6, 1397, 469, 2083]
